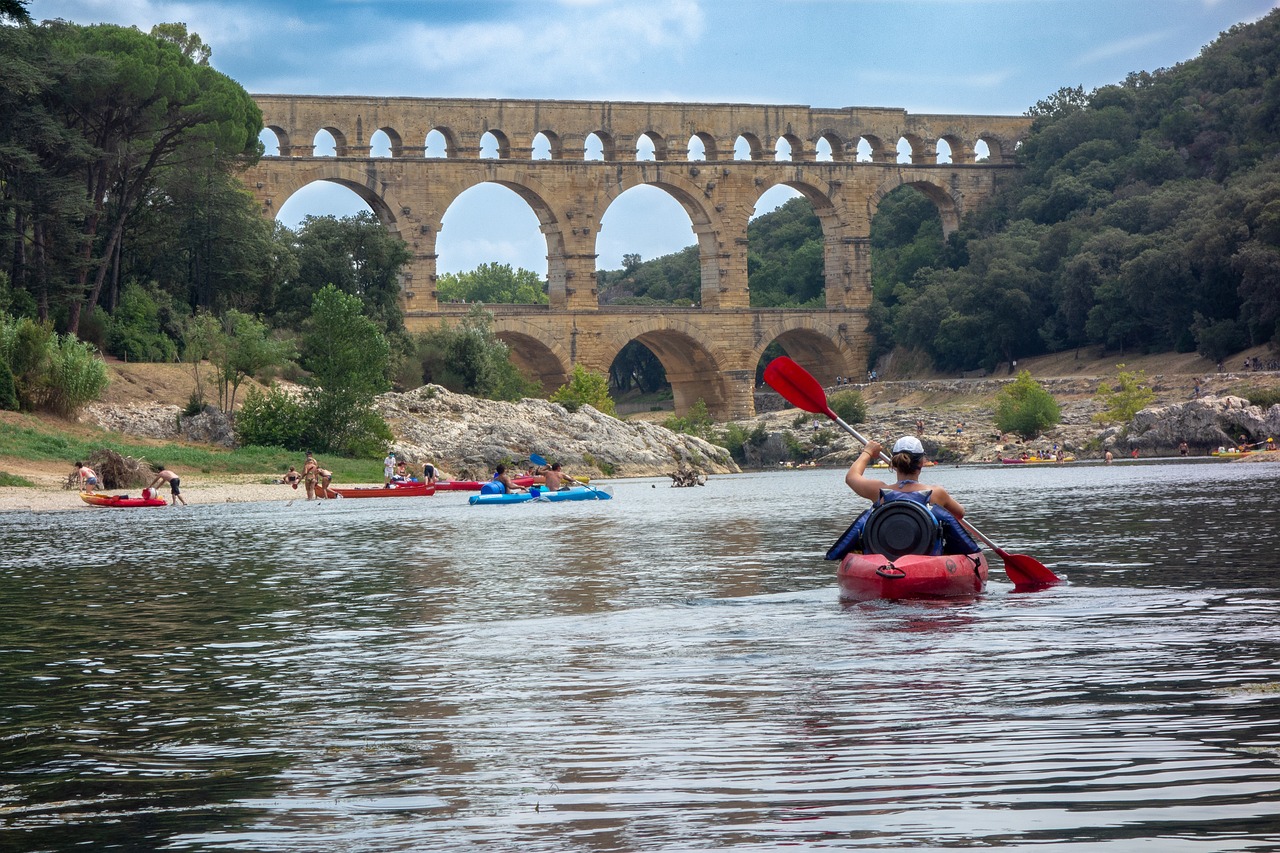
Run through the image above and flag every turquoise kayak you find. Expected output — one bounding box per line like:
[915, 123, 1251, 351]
[468, 486, 612, 506]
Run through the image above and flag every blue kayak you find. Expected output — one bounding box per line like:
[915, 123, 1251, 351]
[468, 486, 612, 506]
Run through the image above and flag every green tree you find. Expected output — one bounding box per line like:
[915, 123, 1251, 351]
[436, 263, 548, 305]
[277, 212, 410, 333]
[829, 389, 868, 424]
[551, 364, 616, 415]
[27, 22, 262, 333]
[1093, 364, 1156, 424]
[664, 398, 713, 438]
[300, 284, 392, 456]
[105, 281, 179, 363]
[994, 371, 1061, 438]
[409, 306, 538, 401]
[212, 310, 294, 414]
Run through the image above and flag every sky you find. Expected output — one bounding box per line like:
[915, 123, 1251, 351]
[27, 0, 1280, 276]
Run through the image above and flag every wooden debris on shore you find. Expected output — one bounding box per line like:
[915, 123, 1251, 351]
[86, 449, 152, 490]
[669, 464, 706, 487]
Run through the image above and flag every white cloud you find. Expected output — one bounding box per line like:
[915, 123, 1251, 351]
[1071, 30, 1174, 67]
[340, 0, 705, 93]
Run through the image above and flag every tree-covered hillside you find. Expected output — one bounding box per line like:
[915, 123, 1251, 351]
[880, 9, 1280, 371]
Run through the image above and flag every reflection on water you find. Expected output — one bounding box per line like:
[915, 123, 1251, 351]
[2, 462, 1280, 850]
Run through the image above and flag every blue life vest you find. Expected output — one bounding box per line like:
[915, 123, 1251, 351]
[826, 489, 979, 560]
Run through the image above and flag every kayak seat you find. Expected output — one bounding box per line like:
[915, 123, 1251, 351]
[862, 499, 941, 560]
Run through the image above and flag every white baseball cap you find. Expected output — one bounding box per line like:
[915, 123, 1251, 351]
[891, 436, 925, 455]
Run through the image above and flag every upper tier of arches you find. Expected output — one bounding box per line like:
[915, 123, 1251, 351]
[254, 95, 1031, 167]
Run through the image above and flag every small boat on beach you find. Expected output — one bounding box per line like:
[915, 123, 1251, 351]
[1001, 455, 1074, 464]
[326, 483, 436, 499]
[80, 491, 167, 508]
[838, 551, 989, 601]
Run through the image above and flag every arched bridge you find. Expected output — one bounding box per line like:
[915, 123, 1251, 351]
[244, 95, 1031, 419]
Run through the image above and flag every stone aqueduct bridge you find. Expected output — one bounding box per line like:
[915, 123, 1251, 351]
[244, 95, 1031, 418]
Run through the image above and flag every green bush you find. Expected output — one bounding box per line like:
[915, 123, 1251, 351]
[829, 389, 867, 424]
[1093, 364, 1155, 424]
[0, 357, 17, 411]
[43, 334, 109, 417]
[1241, 387, 1280, 408]
[664, 398, 714, 438]
[995, 370, 1062, 438]
[551, 364, 616, 415]
[106, 282, 178, 363]
[234, 386, 313, 450]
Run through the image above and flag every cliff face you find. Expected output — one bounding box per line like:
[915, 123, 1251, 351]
[373, 385, 738, 479]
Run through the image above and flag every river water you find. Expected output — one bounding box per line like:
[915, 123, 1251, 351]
[2, 461, 1279, 851]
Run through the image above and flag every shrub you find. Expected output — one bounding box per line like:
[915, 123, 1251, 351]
[551, 364, 616, 415]
[1093, 364, 1155, 424]
[234, 386, 312, 450]
[995, 370, 1061, 438]
[0, 357, 16, 411]
[43, 334, 109, 417]
[1240, 386, 1280, 408]
[105, 282, 178, 363]
[664, 398, 714, 438]
[829, 389, 867, 424]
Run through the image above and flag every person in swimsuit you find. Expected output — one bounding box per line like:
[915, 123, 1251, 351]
[543, 462, 570, 491]
[844, 436, 965, 520]
[74, 461, 99, 494]
[302, 452, 320, 500]
[282, 466, 301, 489]
[145, 465, 187, 506]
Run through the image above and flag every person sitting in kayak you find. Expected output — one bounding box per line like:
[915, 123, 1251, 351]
[542, 462, 572, 491]
[482, 464, 526, 495]
[828, 435, 976, 560]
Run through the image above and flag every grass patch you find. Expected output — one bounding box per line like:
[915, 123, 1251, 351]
[0, 471, 35, 487]
[0, 420, 383, 482]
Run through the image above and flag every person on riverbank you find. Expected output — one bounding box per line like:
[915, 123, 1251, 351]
[383, 451, 397, 485]
[282, 466, 300, 489]
[74, 461, 98, 494]
[422, 462, 438, 485]
[316, 466, 334, 497]
[302, 452, 320, 500]
[145, 465, 187, 506]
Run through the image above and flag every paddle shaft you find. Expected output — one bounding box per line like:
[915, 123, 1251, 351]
[531, 452, 602, 495]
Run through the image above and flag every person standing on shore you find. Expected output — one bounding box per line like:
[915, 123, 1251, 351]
[145, 465, 187, 506]
[302, 452, 320, 500]
[74, 461, 98, 494]
[383, 451, 397, 485]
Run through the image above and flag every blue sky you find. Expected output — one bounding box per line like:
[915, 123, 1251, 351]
[28, 0, 1280, 275]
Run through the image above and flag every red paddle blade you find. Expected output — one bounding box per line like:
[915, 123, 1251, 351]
[999, 551, 1060, 587]
[763, 357, 836, 419]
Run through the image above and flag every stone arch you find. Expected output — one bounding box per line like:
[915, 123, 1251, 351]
[586, 131, 615, 161]
[755, 323, 854, 388]
[778, 132, 804, 161]
[377, 127, 404, 158]
[597, 170, 724, 307]
[534, 130, 561, 160]
[427, 127, 455, 158]
[491, 328, 570, 393]
[480, 130, 510, 159]
[976, 133, 1008, 163]
[602, 321, 733, 418]
[814, 131, 844, 161]
[898, 133, 926, 164]
[638, 131, 667, 161]
[747, 176, 851, 307]
[938, 133, 970, 165]
[689, 132, 717, 161]
[870, 176, 962, 237]
[262, 125, 289, 156]
[318, 126, 348, 156]
[734, 133, 763, 161]
[436, 170, 569, 301]
[858, 134, 892, 163]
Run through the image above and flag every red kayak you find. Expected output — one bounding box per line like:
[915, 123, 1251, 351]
[838, 551, 988, 601]
[433, 480, 485, 491]
[326, 483, 436, 499]
[80, 491, 167, 508]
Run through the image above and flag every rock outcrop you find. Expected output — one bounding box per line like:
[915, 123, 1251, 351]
[1126, 395, 1280, 452]
[374, 385, 738, 479]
